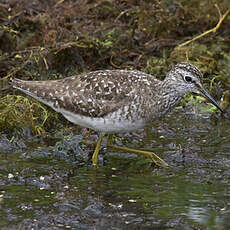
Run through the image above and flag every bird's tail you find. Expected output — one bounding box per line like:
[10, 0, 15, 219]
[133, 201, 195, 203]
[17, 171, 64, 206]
[11, 78, 58, 109]
[11, 78, 26, 89]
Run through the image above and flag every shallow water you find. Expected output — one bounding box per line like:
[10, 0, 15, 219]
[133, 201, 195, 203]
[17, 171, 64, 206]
[1, 108, 230, 230]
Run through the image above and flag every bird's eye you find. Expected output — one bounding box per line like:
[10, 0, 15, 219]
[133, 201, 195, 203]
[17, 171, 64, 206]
[184, 76, 192, 83]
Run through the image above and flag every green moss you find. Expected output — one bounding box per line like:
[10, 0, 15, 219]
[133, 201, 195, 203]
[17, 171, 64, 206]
[0, 95, 58, 135]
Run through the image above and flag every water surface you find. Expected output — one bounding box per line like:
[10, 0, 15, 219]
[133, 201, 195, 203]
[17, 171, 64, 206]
[0, 109, 230, 229]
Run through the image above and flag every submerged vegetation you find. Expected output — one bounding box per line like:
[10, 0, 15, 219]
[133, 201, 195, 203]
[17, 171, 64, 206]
[0, 0, 230, 135]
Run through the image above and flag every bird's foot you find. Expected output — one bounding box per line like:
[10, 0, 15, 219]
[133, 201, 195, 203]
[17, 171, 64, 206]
[107, 142, 168, 167]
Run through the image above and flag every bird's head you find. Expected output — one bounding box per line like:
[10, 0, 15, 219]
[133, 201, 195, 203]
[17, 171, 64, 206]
[166, 62, 223, 112]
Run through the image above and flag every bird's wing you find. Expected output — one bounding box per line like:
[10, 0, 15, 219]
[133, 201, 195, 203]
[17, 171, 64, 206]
[53, 70, 137, 117]
[12, 70, 145, 118]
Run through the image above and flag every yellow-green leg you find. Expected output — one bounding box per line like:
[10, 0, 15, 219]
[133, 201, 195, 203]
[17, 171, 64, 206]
[106, 134, 168, 167]
[92, 135, 103, 167]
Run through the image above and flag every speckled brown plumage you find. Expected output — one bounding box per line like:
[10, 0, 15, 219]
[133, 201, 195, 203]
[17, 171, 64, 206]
[12, 70, 156, 118]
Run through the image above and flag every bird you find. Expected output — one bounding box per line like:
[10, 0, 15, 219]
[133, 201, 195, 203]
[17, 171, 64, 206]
[11, 62, 223, 167]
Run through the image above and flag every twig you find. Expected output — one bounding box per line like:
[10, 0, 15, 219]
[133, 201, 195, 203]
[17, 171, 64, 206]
[115, 9, 132, 22]
[177, 5, 230, 48]
[109, 56, 121, 69]
[55, 0, 65, 8]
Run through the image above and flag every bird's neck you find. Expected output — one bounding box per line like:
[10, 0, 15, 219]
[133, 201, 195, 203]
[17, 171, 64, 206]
[156, 78, 184, 116]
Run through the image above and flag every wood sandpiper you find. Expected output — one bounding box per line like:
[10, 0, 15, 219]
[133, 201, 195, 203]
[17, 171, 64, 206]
[11, 62, 223, 167]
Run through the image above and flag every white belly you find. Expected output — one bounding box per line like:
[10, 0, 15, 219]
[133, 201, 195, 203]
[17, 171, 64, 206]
[58, 108, 145, 133]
